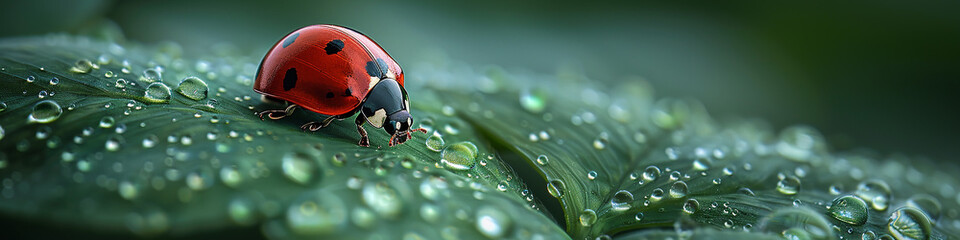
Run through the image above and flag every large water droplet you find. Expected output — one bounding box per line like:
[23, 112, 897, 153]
[440, 142, 478, 170]
[777, 176, 801, 195]
[176, 76, 208, 100]
[670, 181, 689, 198]
[144, 82, 172, 103]
[476, 206, 512, 238]
[579, 209, 597, 227]
[99, 116, 116, 128]
[611, 190, 634, 211]
[363, 182, 402, 218]
[828, 195, 868, 225]
[854, 179, 893, 212]
[887, 207, 932, 240]
[28, 100, 62, 123]
[906, 194, 942, 220]
[650, 188, 664, 202]
[546, 179, 565, 198]
[286, 190, 346, 235]
[282, 152, 317, 185]
[425, 132, 445, 152]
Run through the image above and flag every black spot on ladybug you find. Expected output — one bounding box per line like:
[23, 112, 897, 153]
[344, 88, 352, 96]
[282, 32, 300, 48]
[364, 58, 390, 78]
[282, 68, 297, 91]
[325, 40, 344, 55]
[326, 92, 334, 98]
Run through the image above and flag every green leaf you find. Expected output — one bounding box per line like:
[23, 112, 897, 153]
[1, 34, 959, 240]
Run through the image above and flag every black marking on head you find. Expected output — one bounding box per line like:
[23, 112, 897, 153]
[326, 92, 334, 98]
[325, 40, 344, 55]
[282, 68, 297, 91]
[282, 32, 300, 48]
[364, 58, 390, 78]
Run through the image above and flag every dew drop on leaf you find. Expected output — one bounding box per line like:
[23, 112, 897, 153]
[777, 176, 801, 195]
[828, 195, 869, 225]
[28, 100, 62, 123]
[611, 190, 634, 211]
[144, 82, 172, 103]
[440, 142, 478, 170]
[176, 76, 209, 100]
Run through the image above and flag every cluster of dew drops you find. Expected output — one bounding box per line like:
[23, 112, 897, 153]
[0, 38, 555, 239]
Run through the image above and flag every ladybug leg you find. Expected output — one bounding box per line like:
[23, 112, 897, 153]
[355, 115, 370, 147]
[256, 104, 298, 120]
[299, 115, 337, 132]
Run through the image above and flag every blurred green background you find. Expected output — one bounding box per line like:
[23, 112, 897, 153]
[2, 0, 957, 161]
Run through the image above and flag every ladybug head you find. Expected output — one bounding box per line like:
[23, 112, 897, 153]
[384, 110, 412, 137]
[361, 79, 426, 146]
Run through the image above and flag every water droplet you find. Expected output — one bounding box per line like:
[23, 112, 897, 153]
[104, 70, 115, 78]
[476, 206, 512, 238]
[650, 188, 664, 202]
[579, 209, 597, 227]
[665, 147, 679, 160]
[105, 136, 123, 151]
[519, 89, 546, 113]
[185, 169, 213, 190]
[0, 102, 6, 112]
[282, 152, 317, 185]
[119, 181, 139, 200]
[670, 181, 688, 198]
[587, 171, 598, 180]
[642, 166, 661, 181]
[536, 155, 549, 165]
[176, 76, 208, 100]
[905, 194, 942, 220]
[286, 190, 346, 235]
[28, 100, 62, 123]
[692, 158, 711, 171]
[887, 207, 932, 240]
[26, 75, 35, 83]
[363, 182, 402, 218]
[440, 142, 478, 170]
[331, 152, 346, 167]
[611, 190, 634, 211]
[70, 59, 97, 73]
[142, 69, 162, 82]
[425, 132, 445, 152]
[99, 116, 116, 128]
[142, 135, 159, 148]
[49, 77, 60, 86]
[220, 166, 242, 188]
[634, 212, 644, 221]
[592, 138, 607, 150]
[776, 126, 824, 162]
[777, 176, 801, 195]
[144, 82, 172, 103]
[682, 198, 700, 214]
[228, 198, 256, 226]
[546, 179, 565, 198]
[669, 171, 681, 181]
[855, 179, 892, 211]
[828, 195, 869, 225]
[758, 208, 833, 240]
[496, 181, 509, 192]
[0, 125, 5, 141]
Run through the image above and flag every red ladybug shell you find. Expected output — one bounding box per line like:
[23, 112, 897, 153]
[254, 25, 404, 116]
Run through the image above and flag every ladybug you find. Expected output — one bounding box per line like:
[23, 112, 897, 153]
[253, 24, 425, 147]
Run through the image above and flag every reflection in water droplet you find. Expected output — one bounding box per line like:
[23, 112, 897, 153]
[682, 198, 699, 214]
[536, 155, 549, 166]
[777, 176, 801, 195]
[425, 132, 445, 152]
[587, 171, 598, 180]
[855, 179, 893, 211]
[176, 76, 208, 100]
[887, 207, 932, 240]
[670, 181, 689, 198]
[547, 179, 565, 198]
[828, 195, 869, 225]
[440, 142, 478, 170]
[28, 100, 62, 123]
[144, 82, 172, 103]
[611, 190, 634, 211]
[579, 209, 597, 227]
[642, 166, 661, 181]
